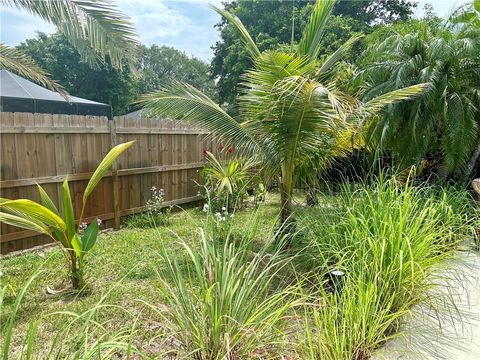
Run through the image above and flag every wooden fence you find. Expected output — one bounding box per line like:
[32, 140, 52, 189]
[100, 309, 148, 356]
[0, 112, 212, 254]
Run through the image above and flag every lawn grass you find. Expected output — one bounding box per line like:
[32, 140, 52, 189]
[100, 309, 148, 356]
[0, 193, 285, 358]
[1, 183, 477, 359]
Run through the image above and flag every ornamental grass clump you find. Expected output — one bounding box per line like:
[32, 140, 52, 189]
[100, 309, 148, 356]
[298, 175, 468, 359]
[150, 212, 299, 359]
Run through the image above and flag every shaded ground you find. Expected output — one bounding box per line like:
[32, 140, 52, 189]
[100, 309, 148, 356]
[374, 247, 480, 360]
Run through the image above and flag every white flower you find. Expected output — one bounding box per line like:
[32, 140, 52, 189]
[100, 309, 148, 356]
[215, 212, 222, 221]
[203, 203, 209, 212]
[221, 206, 226, 212]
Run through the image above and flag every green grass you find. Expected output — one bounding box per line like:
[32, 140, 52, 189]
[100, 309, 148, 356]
[1, 183, 477, 359]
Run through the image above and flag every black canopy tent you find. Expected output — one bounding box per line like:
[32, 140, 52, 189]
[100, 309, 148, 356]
[0, 70, 113, 119]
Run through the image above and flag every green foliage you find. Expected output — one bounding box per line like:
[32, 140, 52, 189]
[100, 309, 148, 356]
[18, 32, 139, 115]
[139, 0, 425, 232]
[0, 141, 134, 290]
[124, 186, 172, 229]
[210, 0, 413, 110]
[201, 150, 257, 212]
[298, 175, 472, 359]
[358, 18, 480, 178]
[138, 44, 217, 100]
[0, 270, 141, 359]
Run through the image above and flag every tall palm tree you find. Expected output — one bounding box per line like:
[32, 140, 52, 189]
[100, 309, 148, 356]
[1, 0, 138, 92]
[359, 19, 480, 179]
[138, 0, 426, 232]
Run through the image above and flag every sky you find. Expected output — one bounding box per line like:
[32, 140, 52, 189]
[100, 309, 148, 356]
[0, 0, 465, 62]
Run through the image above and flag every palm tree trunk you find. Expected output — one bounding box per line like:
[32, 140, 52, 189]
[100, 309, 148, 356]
[278, 173, 296, 246]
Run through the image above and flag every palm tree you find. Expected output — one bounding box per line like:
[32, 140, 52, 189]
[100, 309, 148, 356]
[1, 0, 138, 92]
[138, 0, 426, 232]
[359, 19, 480, 179]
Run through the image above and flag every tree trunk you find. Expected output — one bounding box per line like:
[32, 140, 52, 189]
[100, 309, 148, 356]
[278, 179, 295, 246]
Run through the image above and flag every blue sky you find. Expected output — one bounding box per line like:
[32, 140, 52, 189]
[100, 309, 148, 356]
[0, 0, 464, 61]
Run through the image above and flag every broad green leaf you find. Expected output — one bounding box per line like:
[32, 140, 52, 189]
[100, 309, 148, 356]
[37, 184, 60, 216]
[83, 141, 135, 202]
[0, 212, 50, 235]
[81, 220, 99, 254]
[61, 178, 76, 240]
[0, 199, 65, 231]
[71, 234, 83, 258]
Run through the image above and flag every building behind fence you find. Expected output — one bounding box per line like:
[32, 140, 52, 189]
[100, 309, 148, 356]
[0, 112, 211, 254]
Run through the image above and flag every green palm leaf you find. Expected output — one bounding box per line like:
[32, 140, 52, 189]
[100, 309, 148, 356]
[0, 212, 51, 235]
[210, 4, 260, 59]
[2, 0, 138, 69]
[83, 140, 135, 201]
[297, 0, 336, 61]
[0, 43, 66, 96]
[0, 199, 66, 231]
[137, 82, 259, 154]
[61, 178, 76, 240]
[37, 184, 60, 216]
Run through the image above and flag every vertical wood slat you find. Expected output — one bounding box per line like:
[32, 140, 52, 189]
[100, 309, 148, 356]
[0, 112, 210, 254]
[108, 119, 121, 230]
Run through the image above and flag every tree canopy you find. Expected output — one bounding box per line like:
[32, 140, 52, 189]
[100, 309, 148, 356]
[18, 32, 139, 115]
[18, 34, 216, 115]
[210, 0, 417, 111]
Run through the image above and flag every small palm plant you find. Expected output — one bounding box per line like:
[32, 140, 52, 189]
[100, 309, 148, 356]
[138, 0, 426, 236]
[202, 150, 256, 211]
[0, 141, 134, 290]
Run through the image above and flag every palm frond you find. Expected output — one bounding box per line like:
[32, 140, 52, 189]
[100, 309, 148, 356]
[353, 84, 429, 122]
[210, 4, 260, 59]
[2, 0, 138, 69]
[316, 34, 364, 77]
[137, 81, 259, 155]
[297, 0, 336, 61]
[0, 43, 67, 96]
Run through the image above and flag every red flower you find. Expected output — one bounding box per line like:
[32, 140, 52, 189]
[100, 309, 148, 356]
[227, 146, 234, 154]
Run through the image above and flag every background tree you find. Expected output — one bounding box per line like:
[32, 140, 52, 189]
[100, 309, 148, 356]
[210, 0, 416, 112]
[138, 45, 216, 100]
[1, 0, 137, 91]
[19, 32, 139, 115]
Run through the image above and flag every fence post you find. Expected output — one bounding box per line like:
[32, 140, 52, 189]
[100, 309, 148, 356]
[108, 118, 121, 230]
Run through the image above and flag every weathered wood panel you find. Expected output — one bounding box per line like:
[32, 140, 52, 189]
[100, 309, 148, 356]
[0, 113, 208, 254]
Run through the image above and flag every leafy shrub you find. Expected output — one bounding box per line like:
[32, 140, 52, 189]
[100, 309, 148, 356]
[0, 141, 134, 290]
